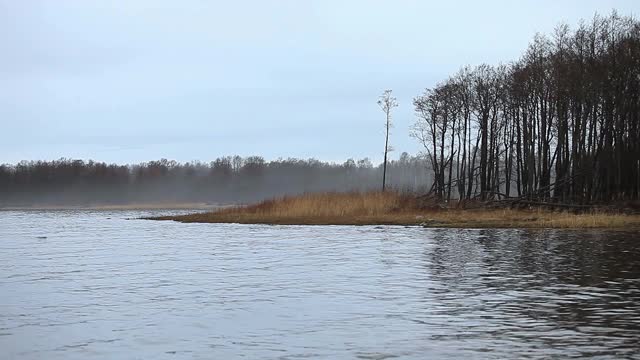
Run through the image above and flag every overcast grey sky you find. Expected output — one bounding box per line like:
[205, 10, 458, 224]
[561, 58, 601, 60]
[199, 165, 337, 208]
[2, 0, 638, 164]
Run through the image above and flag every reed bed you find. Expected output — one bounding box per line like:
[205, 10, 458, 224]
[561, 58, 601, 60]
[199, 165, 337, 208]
[149, 191, 640, 229]
[223, 191, 417, 217]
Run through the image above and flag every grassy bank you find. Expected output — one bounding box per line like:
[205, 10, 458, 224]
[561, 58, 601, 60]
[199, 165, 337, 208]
[148, 191, 640, 229]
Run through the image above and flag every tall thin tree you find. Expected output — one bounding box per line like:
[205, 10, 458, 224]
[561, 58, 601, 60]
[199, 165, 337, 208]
[378, 89, 398, 191]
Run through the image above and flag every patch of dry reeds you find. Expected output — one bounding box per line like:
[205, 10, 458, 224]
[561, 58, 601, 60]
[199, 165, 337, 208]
[149, 191, 640, 228]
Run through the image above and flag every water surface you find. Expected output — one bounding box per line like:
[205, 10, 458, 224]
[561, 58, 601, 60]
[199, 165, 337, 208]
[1, 210, 639, 359]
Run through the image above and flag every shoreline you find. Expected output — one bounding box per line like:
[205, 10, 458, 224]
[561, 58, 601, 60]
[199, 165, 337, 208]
[148, 210, 640, 229]
[144, 192, 640, 230]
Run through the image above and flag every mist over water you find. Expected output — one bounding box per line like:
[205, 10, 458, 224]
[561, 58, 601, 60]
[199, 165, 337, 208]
[1, 210, 639, 359]
[0, 156, 431, 207]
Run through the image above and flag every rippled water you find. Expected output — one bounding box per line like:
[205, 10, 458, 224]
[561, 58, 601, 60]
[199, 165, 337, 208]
[1, 210, 639, 359]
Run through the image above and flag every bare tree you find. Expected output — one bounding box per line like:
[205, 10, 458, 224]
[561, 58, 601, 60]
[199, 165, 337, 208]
[378, 89, 398, 191]
[410, 11, 640, 204]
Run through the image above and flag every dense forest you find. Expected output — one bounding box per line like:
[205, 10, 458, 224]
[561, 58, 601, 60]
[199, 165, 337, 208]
[412, 12, 640, 204]
[0, 155, 431, 206]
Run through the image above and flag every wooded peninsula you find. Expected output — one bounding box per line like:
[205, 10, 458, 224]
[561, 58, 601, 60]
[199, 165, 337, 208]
[153, 12, 640, 228]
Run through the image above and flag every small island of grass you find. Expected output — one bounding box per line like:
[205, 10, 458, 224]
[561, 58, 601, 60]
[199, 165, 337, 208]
[147, 191, 640, 229]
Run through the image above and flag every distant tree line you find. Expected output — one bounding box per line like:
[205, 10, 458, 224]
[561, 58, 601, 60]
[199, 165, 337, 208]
[412, 12, 640, 204]
[0, 155, 431, 206]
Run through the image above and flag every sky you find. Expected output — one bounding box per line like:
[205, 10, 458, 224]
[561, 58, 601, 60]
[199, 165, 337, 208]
[1, 0, 639, 165]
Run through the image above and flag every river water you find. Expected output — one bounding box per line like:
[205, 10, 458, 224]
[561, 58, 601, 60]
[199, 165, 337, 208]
[0, 210, 639, 359]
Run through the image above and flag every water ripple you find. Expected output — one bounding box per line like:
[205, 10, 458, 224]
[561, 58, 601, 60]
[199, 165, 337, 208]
[0, 210, 639, 359]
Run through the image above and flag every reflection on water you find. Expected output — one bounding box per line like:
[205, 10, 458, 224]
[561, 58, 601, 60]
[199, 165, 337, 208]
[0, 211, 639, 359]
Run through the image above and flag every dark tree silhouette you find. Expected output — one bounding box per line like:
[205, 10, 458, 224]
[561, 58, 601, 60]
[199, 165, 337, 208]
[412, 11, 640, 204]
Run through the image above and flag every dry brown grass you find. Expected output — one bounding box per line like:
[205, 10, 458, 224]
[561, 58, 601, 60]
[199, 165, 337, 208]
[152, 191, 421, 225]
[149, 191, 640, 229]
[226, 191, 417, 217]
